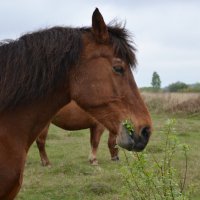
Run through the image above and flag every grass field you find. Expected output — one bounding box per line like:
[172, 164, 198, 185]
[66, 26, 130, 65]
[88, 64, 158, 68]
[16, 93, 200, 200]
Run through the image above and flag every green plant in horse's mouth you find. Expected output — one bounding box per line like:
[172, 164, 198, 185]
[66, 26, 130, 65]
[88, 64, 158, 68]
[123, 119, 135, 135]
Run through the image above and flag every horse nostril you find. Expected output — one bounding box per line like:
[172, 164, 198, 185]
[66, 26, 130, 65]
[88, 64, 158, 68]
[141, 126, 151, 141]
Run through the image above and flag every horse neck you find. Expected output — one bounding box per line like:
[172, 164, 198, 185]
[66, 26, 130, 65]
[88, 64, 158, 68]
[0, 87, 70, 151]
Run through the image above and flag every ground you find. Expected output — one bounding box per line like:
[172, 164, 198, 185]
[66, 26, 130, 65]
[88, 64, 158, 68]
[16, 113, 200, 200]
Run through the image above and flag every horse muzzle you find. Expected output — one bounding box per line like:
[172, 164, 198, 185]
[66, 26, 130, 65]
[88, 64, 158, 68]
[116, 125, 151, 152]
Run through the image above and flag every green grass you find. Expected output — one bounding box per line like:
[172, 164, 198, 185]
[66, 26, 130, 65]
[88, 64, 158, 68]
[16, 114, 200, 200]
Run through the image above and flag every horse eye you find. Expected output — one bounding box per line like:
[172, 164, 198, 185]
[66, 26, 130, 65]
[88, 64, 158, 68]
[113, 66, 125, 75]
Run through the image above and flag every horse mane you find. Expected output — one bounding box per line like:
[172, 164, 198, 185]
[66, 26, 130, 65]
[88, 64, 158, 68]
[0, 23, 136, 112]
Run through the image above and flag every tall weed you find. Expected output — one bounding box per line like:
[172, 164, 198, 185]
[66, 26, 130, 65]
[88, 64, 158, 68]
[120, 119, 191, 200]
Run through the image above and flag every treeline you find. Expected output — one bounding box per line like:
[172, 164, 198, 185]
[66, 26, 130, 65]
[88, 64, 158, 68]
[166, 82, 200, 92]
[144, 71, 200, 93]
[141, 82, 200, 93]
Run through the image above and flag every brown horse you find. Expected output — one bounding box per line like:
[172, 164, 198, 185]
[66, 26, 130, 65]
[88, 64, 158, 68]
[0, 8, 152, 199]
[36, 101, 119, 166]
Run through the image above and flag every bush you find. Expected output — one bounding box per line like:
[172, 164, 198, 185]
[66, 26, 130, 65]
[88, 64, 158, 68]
[183, 83, 200, 93]
[120, 119, 190, 200]
[166, 82, 188, 92]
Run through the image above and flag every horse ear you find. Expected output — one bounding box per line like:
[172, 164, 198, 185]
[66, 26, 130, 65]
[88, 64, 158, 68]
[92, 8, 109, 43]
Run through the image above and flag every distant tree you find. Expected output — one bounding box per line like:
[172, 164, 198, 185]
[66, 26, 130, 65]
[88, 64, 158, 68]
[151, 71, 161, 89]
[167, 81, 188, 92]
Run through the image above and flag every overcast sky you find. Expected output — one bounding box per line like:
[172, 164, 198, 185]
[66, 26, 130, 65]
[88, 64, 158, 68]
[0, 0, 199, 87]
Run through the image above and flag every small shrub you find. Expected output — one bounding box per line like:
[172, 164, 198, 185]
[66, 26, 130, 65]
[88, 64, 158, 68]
[120, 119, 190, 200]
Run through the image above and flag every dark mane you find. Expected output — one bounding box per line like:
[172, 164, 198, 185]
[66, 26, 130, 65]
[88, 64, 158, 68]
[0, 27, 82, 111]
[0, 24, 136, 112]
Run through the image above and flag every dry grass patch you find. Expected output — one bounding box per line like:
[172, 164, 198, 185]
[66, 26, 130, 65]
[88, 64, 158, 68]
[142, 92, 200, 114]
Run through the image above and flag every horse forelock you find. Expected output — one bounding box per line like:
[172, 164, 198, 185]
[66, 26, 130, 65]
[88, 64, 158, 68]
[107, 22, 137, 68]
[0, 23, 136, 112]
